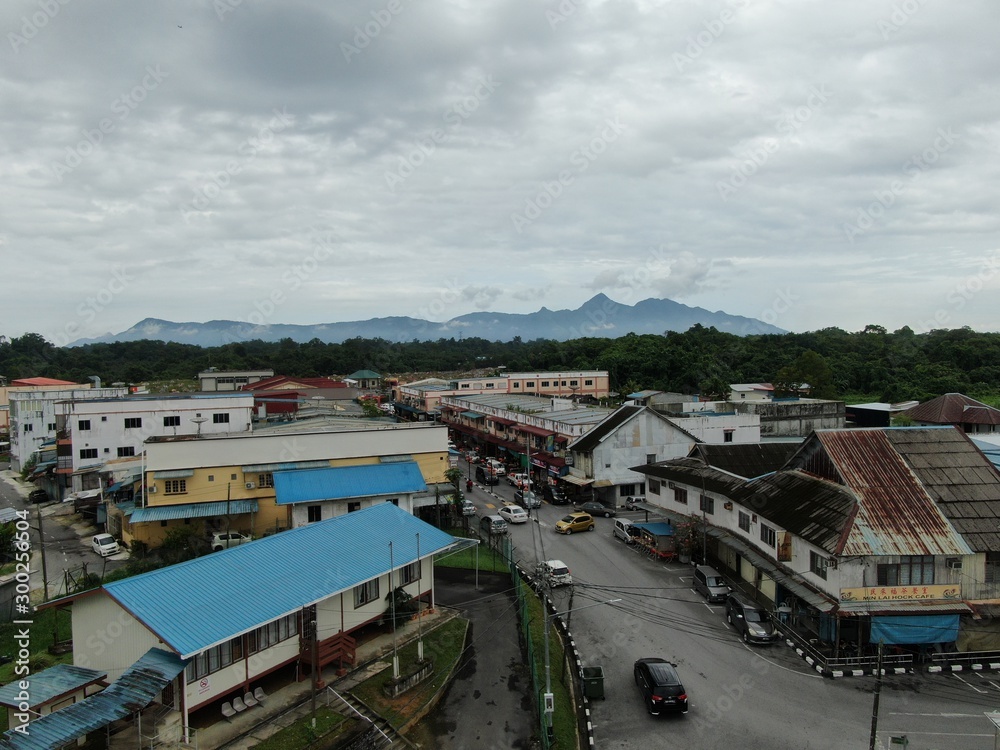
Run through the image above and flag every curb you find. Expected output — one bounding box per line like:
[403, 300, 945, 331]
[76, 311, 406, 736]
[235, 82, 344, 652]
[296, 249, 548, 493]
[781, 638, 1000, 679]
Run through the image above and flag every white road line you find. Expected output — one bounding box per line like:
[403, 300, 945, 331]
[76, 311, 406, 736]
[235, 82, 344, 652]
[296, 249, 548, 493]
[888, 712, 987, 718]
[951, 673, 988, 693]
[739, 642, 824, 679]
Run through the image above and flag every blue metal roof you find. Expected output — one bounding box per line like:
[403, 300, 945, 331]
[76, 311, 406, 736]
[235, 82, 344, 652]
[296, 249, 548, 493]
[130, 499, 258, 523]
[0, 664, 105, 709]
[102, 503, 457, 658]
[460, 411, 485, 419]
[633, 522, 675, 537]
[0, 648, 185, 750]
[273, 462, 427, 505]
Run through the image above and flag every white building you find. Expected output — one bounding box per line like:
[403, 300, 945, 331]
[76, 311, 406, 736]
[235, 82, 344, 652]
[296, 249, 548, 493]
[9, 387, 128, 471]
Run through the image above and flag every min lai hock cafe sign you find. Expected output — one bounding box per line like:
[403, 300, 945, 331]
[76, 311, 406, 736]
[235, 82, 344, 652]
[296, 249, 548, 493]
[840, 585, 961, 603]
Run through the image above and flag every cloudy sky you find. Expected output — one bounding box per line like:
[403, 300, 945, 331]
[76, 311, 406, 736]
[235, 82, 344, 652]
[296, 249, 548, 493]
[3, 0, 999, 344]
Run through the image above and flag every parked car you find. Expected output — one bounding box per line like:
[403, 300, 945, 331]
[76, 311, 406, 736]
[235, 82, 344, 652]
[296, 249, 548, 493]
[624, 496, 646, 510]
[92, 533, 120, 557]
[542, 485, 570, 505]
[460, 500, 477, 516]
[485, 459, 506, 476]
[28, 489, 50, 504]
[508, 473, 532, 489]
[575, 500, 616, 518]
[693, 565, 730, 604]
[479, 514, 508, 536]
[515, 490, 541, 509]
[725, 593, 779, 644]
[633, 657, 688, 715]
[555, 512, 595, 534]
[211, 531, 252, 551]
[613, 518, 640, 544]
[537, 559, 572, 587]
[498, 505, 529, 524]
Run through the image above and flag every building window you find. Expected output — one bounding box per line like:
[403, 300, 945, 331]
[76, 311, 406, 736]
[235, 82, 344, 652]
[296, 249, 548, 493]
[561, 381, 567, 386]
[163, 416, 180, 427]
[400, 560, 421, 585]
[760, 524, 776, 548]
[810, 551, 828, 580]
[585, 380, 593, 386]
[258, 473, 274, 489]
[570, 380, 579, 386]
[649, 479, 660, 495]
[460, 383, 470, 389]
[246, 613, 298, 654]
[646, 453, 656, 464]
[513, 382, 520, 388]
[348, 502, 361, 513]
[208, 475, 215, 482]
[124, 417, 142, 429]
[231, 474, 237, 481]
[724, 430, 734, 443]
[47, 423, 57, 431]
[986, 552, 1000, 583]
[79, 448, 98, 460]
[526, 381, 535, 388]
[117, 446, 136, 458]
[164, 479, 187, 495]
[307, 505, 322, 523]
[23, 424, 32, 433]
[213, 413, 230, 424]
[673, 487, 688, 505]
[619, 484, 637, 497]
[354, 579, 379, 608]
[185, 636, 244, 681]
[78, 420, 91, 431]
[738, 512, 751, 532]
[877, 556, 934, 586]
[385, 498, 398, 506]
[541, 381, 550, 387]
[699, 495, 714, 515]
[486, 383, 494, 389]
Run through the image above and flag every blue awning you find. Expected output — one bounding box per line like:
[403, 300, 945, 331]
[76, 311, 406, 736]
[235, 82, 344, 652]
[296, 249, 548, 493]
[107, 475, 141, 493]
[130, 499, 258, 523]
[460, 411, 485, 419]
[871, 614, 960, 645]
[0, 648, 187, 750]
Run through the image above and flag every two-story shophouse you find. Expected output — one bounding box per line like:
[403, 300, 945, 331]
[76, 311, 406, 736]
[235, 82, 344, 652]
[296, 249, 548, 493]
[634, 427, 1000, 653]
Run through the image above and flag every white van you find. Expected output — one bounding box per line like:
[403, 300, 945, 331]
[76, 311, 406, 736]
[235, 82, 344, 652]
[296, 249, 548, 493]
[693, 565, 730, 603]
[613, 518, 639, 544]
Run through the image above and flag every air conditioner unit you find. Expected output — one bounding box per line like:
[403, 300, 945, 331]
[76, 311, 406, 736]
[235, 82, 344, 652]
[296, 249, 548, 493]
[668, 482, 677, 490]
[148, 485, 157, 493]
[723, 501, 734, 511]
[946, 558, 962, 570]
[245, 482, 256, 490]
[825, 557, 838, 569]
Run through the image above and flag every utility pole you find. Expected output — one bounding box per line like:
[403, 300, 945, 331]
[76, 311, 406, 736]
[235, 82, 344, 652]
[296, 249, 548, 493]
[35, 503, 48, 601]
[869, 641, 884, 750]
[310, 618, 318, 729]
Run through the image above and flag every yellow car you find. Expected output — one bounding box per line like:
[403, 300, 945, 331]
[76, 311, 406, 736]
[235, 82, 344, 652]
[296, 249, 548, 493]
[555, 512, 595, 535]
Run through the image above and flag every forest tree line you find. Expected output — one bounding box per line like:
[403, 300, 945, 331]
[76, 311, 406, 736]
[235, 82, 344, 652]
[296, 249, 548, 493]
[2, 324, 999, 404]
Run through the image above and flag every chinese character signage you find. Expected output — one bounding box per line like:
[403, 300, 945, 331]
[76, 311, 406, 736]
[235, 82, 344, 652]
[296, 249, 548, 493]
[839, 585, 961, 603]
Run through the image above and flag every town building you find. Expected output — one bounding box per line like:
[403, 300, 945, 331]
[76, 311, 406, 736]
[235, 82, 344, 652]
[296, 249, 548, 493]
[197, 368, 275, 392]
[903, 392, 1000, 434]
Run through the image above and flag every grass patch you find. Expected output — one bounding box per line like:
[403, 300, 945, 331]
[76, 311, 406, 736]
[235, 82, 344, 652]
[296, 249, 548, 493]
[524, 588, 577, 746]
[349, 617, 468, 730]
[249, 706, 346, 750]
[434, 529, 509, 573]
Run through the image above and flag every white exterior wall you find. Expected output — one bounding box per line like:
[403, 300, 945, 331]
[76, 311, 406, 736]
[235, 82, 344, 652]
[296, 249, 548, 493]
[590, 417, 696, 489]
[62, 395, 255, 473]
[145, 423, 448, 472]
[288, 496, 416, 527]
[9, 388, 128, 471]
[71, 594, 164, 683]
[667, 413, 761, 444]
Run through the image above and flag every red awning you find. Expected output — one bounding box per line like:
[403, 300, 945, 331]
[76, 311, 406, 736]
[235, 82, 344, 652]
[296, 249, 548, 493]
[490, 416, 517, 426]
[519, 424, 555, 438]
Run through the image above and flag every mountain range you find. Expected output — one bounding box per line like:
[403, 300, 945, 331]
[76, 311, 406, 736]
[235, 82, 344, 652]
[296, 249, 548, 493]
[67, 294, 785, 347]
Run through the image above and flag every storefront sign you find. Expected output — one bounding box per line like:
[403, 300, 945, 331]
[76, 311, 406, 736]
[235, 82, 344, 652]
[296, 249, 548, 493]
[839, 585, 961, 603]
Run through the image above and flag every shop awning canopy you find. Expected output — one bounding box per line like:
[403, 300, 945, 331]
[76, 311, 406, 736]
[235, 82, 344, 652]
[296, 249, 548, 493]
[561, 475, 594, 486]
[460, 411, 485, 419]
[519, 424, 555, 437]
[130, 499, 258, 523]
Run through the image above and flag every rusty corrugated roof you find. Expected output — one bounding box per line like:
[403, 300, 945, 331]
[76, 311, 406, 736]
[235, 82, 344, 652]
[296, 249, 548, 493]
[905, 393, 1000, 426]
[811, 428, 972, 556]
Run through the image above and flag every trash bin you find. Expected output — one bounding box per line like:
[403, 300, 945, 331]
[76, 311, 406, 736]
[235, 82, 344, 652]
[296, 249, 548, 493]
[581, 666, 605, 700]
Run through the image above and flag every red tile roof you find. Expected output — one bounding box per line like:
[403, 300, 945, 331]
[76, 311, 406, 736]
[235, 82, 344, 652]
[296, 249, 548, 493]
[905, 393, 1000, 426]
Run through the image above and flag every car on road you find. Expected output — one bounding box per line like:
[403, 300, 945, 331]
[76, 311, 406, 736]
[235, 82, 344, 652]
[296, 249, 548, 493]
[475, 466, 499, 485]
[555, 512, 595, 534]
[725, 593, 779, 644]
[507, 473, 532, 489]
[92, 533, 120, 557]
[575, 500, 616, 518]
[634, 657, 688, 715]
[537, 559, 572, 587]
[29, 489, 50, 504]
[460, 500, 477, 516]
[211, 531, 252, 551]
[498, 505, 529, 524]
[515, 490, 541, 509]
[542, 485, 570, 505]
[485, 459, 506, 476]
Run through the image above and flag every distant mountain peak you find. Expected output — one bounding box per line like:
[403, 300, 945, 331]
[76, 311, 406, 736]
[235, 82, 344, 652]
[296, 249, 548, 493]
[67, 295, 785, 347]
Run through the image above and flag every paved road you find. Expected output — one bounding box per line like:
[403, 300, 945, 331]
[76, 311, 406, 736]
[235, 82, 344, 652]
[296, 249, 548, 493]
[466, 479, 998, 749]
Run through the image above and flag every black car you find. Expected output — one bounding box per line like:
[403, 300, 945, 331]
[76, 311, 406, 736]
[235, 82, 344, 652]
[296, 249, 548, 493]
[514, 489, 541, 509]
[28, 489, 50, 504]
[543, 485, 570, 505]
[633, 658, 688, 715]
[475, 466, 499, 486]
[575, 500, 616, 518]
[725, 593, 779, 644]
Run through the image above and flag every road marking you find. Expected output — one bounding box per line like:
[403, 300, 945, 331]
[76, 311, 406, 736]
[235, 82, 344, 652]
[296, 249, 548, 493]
[888, 712, 988, 718]
[951, 673, 988, 693]
[739, 642, 823, 679]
